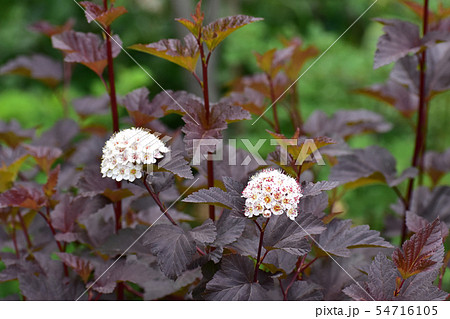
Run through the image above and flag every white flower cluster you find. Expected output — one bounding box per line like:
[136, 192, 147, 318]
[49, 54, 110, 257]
[242, 169, 302, 220]
[101, 128, 169, 182]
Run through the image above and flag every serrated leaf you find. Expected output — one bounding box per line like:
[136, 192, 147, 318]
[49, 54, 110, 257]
[29, 19, 74, 37]
[157, 149, 193, 179]
[51, 194, 89, 233]
[303, 109, 392, 139]
[174, 1, 204, 36]
[391, 43, 450, 97]
[0, 54, 62, 87]
[33, 119, 79, 150]
[72, 94, 110, 118]
[317, 219, 393, 257]
[189, 219, 216, 245]
[356, 80, 418, 118]
[202, 15, 263, 51]
[264, 214, 326, 256]
[210, 211, 246, 262]
[282, 37, 319, 81]
[0, 120, 34, 148]
[329, 146, 417, 187]
[424, 149, 450, 185]
[393, 219, 444, 279]
[80, 1, 127, 27]
[301, 181, 340, 197]
[298, 192, 329, 218]
[287, 281, 323, 301]
[374, 19, 421, 69]
[145, 172, 174, 194]
[343, 253, 398, 301]
[267, 131, 335, 166]
[183, 177, 244, 211]
[171, 98, 250, 156]
[56, 253, 93, 283]
[143, 224, 196, 279]
[0, 183, 46, 210]
[92, 256, 154, 294]
[129, 34, 199, 72]
[228, 87, 266, 116]
[24, 145, 62, 173]
[262, 249, 297, 275]
[205, 255, 272, 300]
[52, 31, 122, 76]
[398, 270, 448, 301]
[121, 87, 164, 126]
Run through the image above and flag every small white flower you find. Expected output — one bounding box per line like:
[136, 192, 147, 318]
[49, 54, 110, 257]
[242, 168, 302, 220]
[100, 128, 169, 182]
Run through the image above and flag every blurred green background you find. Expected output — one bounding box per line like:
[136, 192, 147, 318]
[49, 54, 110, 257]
[1, 1, 450, 297]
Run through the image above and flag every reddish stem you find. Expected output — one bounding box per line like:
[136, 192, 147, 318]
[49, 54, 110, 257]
[18, 211, 32, 249]
[40, 208, 69, 276]
[123, 283, 144, 299]
[11, 227, 20, 258]
[267, 74, 280, 133]
[142, 174, 177, 226]
[197, 29, 215, 221]
[103, 0, 122, 233]
[207, 155, 215, 221]
[253, 218, 270, 282]
[402, 0, 429, 244]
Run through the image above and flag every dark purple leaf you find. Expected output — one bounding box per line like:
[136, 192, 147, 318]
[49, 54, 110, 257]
[56, 252, 93, 283]
[205, 255, 272, 300]
[51, 194, 96, 233]
[374, 19, 421, 69]
[264, 214, 325, 256]
[0, 120, 34, 148]
[29, 19, 74, 37]
[143, 224, 197, 279]
[424, 148, 450, 185]
[0, 54, 62, 87]
[0, 183, 46, 210]
[398, 270, 448, 301]
[121, 87, 163, 126]
[329, 146, 417, 187]
[80, 1, 127, 27]
[356, 80, 418, 118]
[343, 253, 398, 301]
[72, 94, 110, 117]
[317, 219, 393, 257]
[301, 181, 340, 197]
[24, 145, 62, 173]
[145, 172, 174, 193]
[304, 110, 392, 139]
[92, 255, 154, 294]
[298, 192, 329, 218]
[158, 149, 193, 179]
[184, 177, 245, 212]
[403, 186, 450, 236]
[33, 119, 79, 150]
[287, 281, 323, 301]
[208, 211, 246, 262]
[391, 43, 450, 97]
[52, 31, 122, 76]
[227, 87, 266, 116]
[189, 219, 217, 245]
[262, 249, 297, 275]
